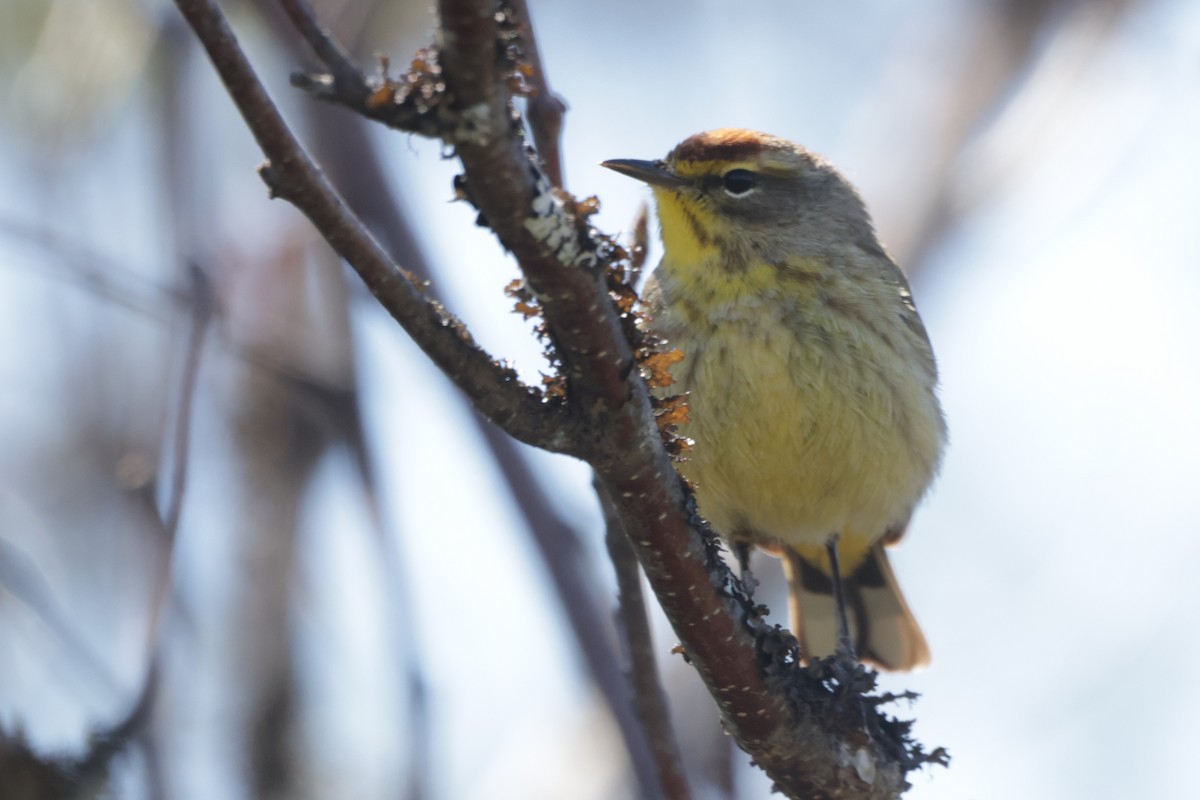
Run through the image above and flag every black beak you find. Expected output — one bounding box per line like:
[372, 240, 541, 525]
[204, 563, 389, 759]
[601, 159, 685, 190]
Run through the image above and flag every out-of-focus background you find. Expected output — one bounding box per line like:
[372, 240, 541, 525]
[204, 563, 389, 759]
[2, 0, 1199, 798]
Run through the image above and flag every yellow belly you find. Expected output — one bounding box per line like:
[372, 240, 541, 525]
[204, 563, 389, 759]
[665, 303, 941, 572]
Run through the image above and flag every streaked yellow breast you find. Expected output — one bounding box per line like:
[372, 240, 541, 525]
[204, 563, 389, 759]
[650, 247, 943, 574]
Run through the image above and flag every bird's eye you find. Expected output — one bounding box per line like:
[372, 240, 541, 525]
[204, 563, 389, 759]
[722, 169, 758, 196]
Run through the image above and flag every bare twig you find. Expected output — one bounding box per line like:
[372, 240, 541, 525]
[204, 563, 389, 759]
[277, 0, 369, 102]
[507, 0, 567, 188]
[600, 483, 691, 800]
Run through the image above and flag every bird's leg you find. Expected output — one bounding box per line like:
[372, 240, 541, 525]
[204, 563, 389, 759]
[733, 541, 757, 596]
[825, 535, 856, 664]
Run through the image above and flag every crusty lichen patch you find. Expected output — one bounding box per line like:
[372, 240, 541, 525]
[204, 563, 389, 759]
[523, 173, 599, 270]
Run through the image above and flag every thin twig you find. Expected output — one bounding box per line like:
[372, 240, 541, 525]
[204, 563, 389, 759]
[507, 0, 567, 188]
[277, 0, 370, 102]
[600, 482, 691, 800]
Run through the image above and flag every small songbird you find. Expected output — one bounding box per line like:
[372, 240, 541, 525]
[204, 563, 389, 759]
[603, 129, 946, 671]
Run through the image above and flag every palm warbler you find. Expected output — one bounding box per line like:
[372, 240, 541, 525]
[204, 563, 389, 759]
[603, 129, 946, 671]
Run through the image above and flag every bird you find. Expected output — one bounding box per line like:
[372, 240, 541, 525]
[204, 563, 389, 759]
[603, 129, 946, 670]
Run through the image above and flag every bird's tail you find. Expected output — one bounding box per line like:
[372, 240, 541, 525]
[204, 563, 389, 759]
[782, 542, 930, 671]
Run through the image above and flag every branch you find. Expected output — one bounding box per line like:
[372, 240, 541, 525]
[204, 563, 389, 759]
[172, 0, 571, 456]
[435, 0, 632, 422]
[174, 0, 946, 796]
